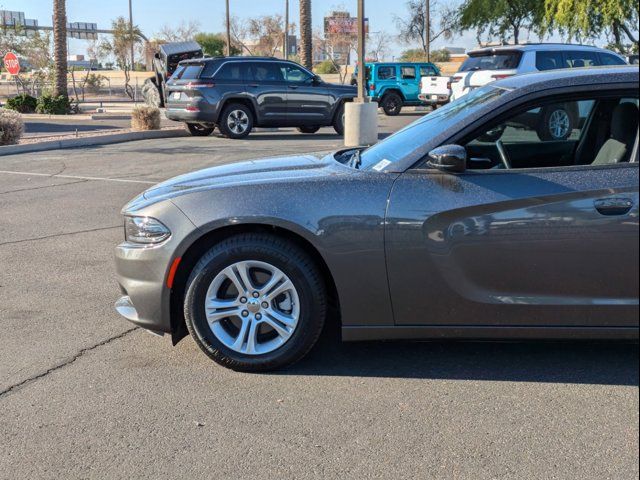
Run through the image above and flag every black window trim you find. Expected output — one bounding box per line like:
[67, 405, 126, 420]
[409, 84, 639, 174]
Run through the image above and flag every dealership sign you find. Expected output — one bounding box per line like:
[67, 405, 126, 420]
[3, 52, 20, 75]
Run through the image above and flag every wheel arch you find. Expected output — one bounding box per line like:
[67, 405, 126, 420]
[381, 88, 405, 101]
[169, 223, 341, 345]
[218, 96, 259, 124]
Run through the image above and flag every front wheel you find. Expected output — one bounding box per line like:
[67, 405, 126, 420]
[333, 103, 345, 136]
[183, 234, 327, 372]
[186, 123, 215, 136]
[297, 126, 320, 134]
[218, 103, 254, 139]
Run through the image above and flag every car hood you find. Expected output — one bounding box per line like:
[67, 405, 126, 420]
[124, 154, 347, 212]
[324, 82, 357, 94]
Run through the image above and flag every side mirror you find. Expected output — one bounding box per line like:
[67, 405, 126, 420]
[311, 75, 322, 85]
[427, 145, 467, 173]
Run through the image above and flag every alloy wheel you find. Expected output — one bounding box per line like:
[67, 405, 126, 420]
[227, 110, 250, 135]
[205, 261, 300, 355]
[548, 109, 570, 139]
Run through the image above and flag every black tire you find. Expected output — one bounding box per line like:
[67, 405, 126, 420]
[186, 123, 215, 136]
[183, 234, 327, 372]
[297, 126, 321, 134]
[537, 105, 574, 141]
[142, 78, 162, 108]
[381, 92, 403, 116]
[333, 103, 345, 136]
[218, 103, 254, 139]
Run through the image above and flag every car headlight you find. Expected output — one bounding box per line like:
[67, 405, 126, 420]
[124, 216, 171, 245]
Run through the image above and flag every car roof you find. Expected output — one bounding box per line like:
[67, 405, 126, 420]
[492, 65, 638, 90]
[468, 43, 618, 55]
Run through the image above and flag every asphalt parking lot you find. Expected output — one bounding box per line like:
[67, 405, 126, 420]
[0, 113, 638, 479]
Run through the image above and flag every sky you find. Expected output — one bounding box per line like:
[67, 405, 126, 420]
[0, 0, 609, 60]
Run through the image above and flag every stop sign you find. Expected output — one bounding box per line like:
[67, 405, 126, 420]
[3, 52, 20, 76]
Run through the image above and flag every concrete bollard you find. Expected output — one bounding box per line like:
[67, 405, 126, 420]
[344, 101, 379, 147]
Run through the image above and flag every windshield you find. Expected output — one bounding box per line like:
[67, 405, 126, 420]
[357, 86, 508, 171]
[459, 52, 522, 72]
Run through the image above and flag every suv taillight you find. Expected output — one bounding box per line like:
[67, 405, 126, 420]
[447, 76, 461, 90]
[369, 83, 375, 91]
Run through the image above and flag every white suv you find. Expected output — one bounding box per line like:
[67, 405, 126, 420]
[450, 44, 627, 102]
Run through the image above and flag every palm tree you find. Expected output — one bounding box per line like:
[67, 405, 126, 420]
[299, 0, 312, 70]
[53, 0, 68, 97]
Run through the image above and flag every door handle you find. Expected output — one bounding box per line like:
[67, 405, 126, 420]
[594, 198, 634, 216]
[288, 85, 299, 90]
[248, 84, 259, 88]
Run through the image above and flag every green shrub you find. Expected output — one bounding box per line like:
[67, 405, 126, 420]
[314, 60, 339, 75]
[85, 73, 107, 93]
[0, 108, 25, 145]
[36, 95, 71, 115]
[131, 105, 161, 131]
[5, 94, 38, 114]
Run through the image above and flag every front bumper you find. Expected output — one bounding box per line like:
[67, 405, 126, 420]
[114, 200, 198, 334]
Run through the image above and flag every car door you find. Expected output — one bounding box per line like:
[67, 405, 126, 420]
[385, 91, 639, 329]
[246, 61, 287, 125]
[399, 65, 420, 102]
[280, 62, 331, 126]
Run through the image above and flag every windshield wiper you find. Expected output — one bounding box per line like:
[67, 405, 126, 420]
[347, 149, 362, 169]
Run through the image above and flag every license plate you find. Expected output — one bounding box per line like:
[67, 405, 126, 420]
[172, 92, 181, 100]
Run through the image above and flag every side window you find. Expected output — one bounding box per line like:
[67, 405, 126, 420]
[281, 64, 312, 83]
[214, 63, 243, 81]
[401, 66, 417, 80]
[565, 51, 599, 68]
[536, 51, 564, 71]
[464, 99, 598, 169]
[249, 62, 284, 82]
[599, 53, 626, 66]
[420, 66, 437, 77]
[177, 65, 203, 79]
[377, 66, 396, 80]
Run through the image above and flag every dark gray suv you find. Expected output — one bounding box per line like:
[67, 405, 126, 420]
[164, 57, 356, 138]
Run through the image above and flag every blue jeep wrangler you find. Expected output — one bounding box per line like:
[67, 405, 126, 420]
[354, 62, 441, 116]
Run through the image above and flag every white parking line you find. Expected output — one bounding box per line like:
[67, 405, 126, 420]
[0, 170, 157, 185]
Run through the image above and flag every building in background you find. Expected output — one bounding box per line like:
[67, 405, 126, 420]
[323, 11, 368, 65]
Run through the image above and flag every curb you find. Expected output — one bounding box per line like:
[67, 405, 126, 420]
[20, 113, 133, 121]
[0, 129, 189, 156]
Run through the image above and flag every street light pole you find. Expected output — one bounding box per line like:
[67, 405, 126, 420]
[356, 0, 367, 102]
[225, 0, 232, 56]
[284, 0, 289, 60]
[425, 0, 430, 63]
[128, 0, 135, 69]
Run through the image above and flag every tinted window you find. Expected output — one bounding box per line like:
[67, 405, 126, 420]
[377, 66, 396, 80]
[201, 61, 223, 77]
[420, 66, 438, 77]
[565, 51, 599, 68]
[215, 63, 244, 81]
[281, 64, 312, 83]
[249, 62, 284, 82]
[401, 66, 417, 79]
[599, 53, 626, 65]
[178, 65, 203, 79]
[459, 52, 522, 71]
[536, 51, 564, 71]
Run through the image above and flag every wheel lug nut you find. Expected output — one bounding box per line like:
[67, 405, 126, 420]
[255, 313, 262, 320]
[261, 302, 269, 309]
[241, 310, 249, 317]
[252, 292, 259, 298]
[240, 297, 247, 304]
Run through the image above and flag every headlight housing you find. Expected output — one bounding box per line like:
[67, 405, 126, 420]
[124, 216, 171, 245]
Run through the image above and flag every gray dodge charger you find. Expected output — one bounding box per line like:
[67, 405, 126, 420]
[115, 67, 639, 371]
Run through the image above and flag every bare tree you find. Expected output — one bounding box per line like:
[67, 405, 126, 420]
[313, 29, 355, 84]
[229, 16, 254, 55]
[367, 31, 392, 62]
[96, 17, 142, 99]
[395, 0, 456, 55]
[248, 15, 286, 56]
[157, 20, 201, 42]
